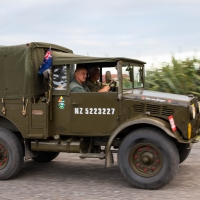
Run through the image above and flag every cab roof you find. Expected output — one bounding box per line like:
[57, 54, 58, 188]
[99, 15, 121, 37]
[52, 51, 146, 66]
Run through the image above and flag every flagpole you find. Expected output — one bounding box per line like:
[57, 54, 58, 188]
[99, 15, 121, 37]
[48, 46, 53, 120]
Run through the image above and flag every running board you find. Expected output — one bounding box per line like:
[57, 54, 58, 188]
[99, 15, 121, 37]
[79, 153, 105, 159]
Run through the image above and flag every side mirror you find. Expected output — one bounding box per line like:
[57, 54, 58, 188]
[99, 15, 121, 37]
[126, 66, 133, 82]
[105, 71, 111, 83]
[137, 73, 140, 82]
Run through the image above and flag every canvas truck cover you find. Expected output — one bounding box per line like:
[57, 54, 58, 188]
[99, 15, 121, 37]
[0, 42, 73, 99]
[52, 51, 146, 66]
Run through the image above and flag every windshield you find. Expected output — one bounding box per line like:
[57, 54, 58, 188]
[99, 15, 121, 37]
[122, 65, 144, 89]
[102, 65, 144, 90]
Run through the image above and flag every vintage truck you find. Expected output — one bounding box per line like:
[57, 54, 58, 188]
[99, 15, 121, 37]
[0, 42, 199, 189]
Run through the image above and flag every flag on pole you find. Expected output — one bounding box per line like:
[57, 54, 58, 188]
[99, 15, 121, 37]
[38, 48, 52, 78]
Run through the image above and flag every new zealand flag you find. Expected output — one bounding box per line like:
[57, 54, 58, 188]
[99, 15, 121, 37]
[38, 49, 52, 77]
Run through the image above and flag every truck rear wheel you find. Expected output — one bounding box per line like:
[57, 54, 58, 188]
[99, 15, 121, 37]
[32, 152, 60, 162]
[118, 127, 179, 189]
[0, 128, 24, 180]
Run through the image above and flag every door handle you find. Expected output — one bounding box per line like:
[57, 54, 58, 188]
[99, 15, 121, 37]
[72, 102, 79, 106]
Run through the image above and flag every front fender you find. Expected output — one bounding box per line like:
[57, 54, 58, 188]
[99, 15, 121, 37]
[105, 116, 176, 167]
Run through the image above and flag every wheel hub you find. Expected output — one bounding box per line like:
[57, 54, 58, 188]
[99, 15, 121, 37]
[129, 143, 163, 177]
[0, 143, 9, 170]
[142, 152, 154, 164]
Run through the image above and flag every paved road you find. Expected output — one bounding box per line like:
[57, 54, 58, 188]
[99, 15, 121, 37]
[1, 144, 200, 200]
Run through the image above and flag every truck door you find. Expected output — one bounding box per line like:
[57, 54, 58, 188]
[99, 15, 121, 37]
[70, 92, 119, 135]
[48, 65, 71, 137]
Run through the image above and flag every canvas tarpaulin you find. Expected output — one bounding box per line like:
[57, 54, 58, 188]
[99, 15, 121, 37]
[0, 42, 73, 99]
[0, 42, 145, 99]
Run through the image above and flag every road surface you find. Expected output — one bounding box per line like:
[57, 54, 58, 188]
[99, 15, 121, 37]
[0, 143, 200, 200]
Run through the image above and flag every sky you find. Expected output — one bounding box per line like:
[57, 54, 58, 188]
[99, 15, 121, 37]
[1, 0, 200, 68]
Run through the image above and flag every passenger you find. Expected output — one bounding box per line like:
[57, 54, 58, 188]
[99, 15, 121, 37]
[85, 67, 110, 92]
[70, 67, 90, 92]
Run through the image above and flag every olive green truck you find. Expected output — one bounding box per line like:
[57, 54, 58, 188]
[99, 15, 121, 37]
[0, 42, 199, 189]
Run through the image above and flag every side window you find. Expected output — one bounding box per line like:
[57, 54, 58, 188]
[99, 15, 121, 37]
[52, 65, 67, 90]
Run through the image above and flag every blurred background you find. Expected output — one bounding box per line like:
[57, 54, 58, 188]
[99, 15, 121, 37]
[1, 0, 200, 96]
[145, 57, 200, 98]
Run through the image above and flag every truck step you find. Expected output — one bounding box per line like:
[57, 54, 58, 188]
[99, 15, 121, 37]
[79, 153, 105, 159]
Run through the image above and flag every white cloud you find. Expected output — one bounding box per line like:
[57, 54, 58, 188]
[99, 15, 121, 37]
[0, 0, 200, 64]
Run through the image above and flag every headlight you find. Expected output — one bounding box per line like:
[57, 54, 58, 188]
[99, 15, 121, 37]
[189, 104, 196, 120]
[196, 101, 200, 114]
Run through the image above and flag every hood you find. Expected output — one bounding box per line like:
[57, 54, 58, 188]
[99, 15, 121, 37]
[123, 89, 194, 106]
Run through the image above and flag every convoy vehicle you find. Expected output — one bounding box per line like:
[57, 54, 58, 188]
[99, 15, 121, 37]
[0, 42, 199, 189]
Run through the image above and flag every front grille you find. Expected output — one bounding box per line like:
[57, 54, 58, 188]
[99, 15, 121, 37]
[132, 103, 145, 112]
[132, 103, 174, 116]
[161, 106, 174, 116]
[146, 104, 161, 115]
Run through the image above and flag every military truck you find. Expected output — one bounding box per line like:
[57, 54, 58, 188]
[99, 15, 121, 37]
[0, 42, 199, 189]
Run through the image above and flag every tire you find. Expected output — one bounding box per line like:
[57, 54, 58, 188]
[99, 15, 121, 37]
[179, 143, 191, 164]
[0, 128, 24, 180]
[32, 152, 60, 162]
[118, 127, 179, 189]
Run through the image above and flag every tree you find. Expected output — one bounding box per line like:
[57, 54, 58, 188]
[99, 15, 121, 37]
[145, 57, 200, 98]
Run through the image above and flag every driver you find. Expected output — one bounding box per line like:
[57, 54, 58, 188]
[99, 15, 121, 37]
[85, 67, 110, 92]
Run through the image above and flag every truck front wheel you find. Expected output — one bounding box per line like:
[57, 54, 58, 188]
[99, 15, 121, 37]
[32, 152, 60, 162]
[0, 128, 24, 180]
[118, 127, 179, 189]
[178, 143, 191, 164]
